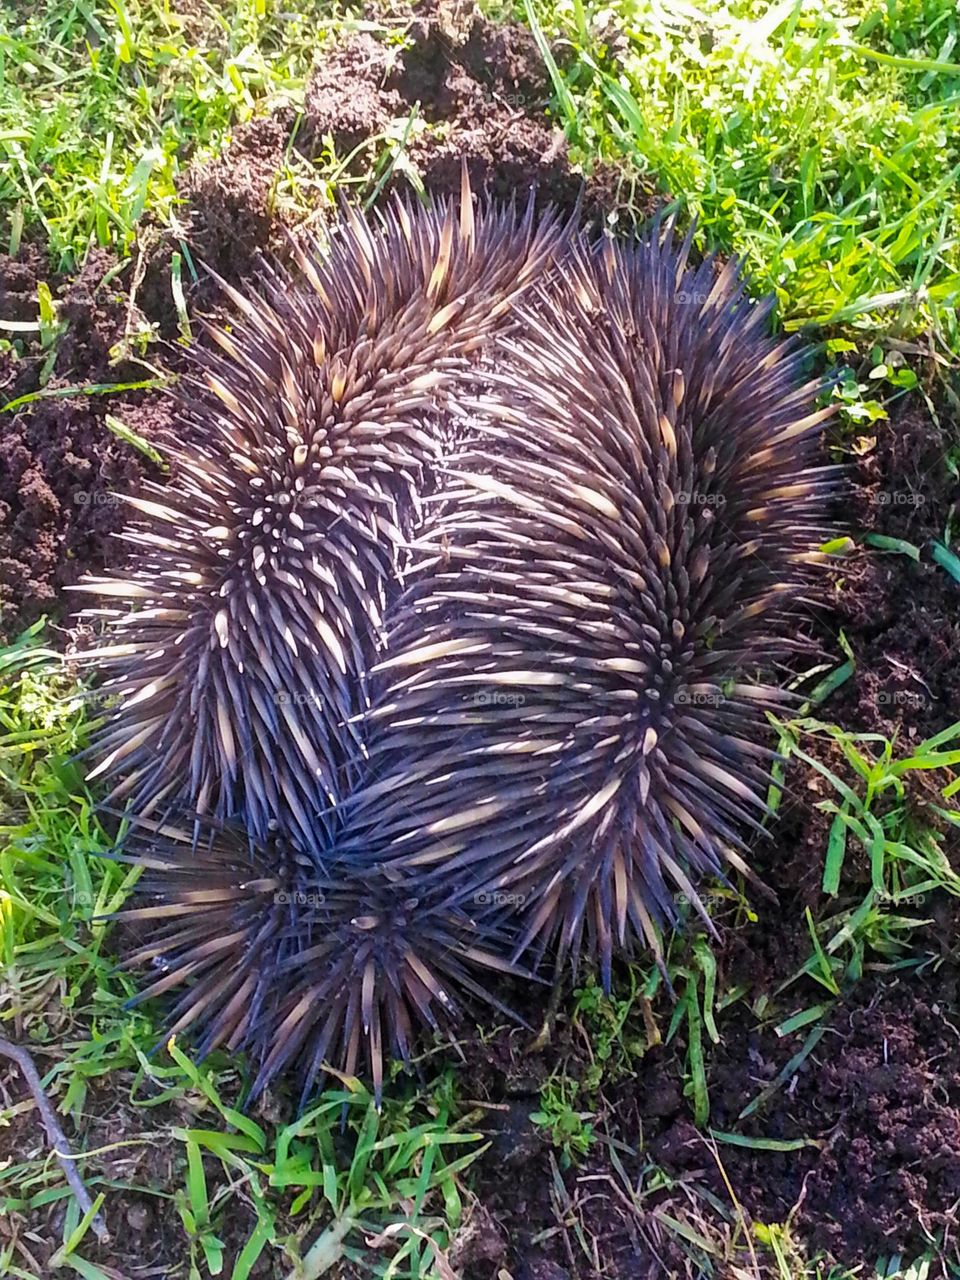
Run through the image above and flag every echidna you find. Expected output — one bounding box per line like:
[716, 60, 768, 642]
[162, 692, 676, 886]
[89, 199, 836, 1105]
[339, 228, 838, 989]
[79, 173, 571, 846]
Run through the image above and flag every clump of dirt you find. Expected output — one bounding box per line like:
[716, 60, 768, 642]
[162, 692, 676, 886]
[175, 111, 299, 283]
[0, 245, 47, 377]
[301, 11, 630, 216]
[0, 249, 169, 643]
[828, 402, 960, 741]
[1, 398, 144, 641]
[384, 14, 618, 212]
[303, 31, 403, 157]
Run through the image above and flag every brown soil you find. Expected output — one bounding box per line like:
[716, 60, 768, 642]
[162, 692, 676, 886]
[0, 249, 171, 642]
[2, 2, 960, 1277]
[831, 403, 960, 741]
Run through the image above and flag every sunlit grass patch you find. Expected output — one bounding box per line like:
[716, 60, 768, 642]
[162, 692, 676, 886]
[525, 0, 960, 351]
[0, 0, 331, 269]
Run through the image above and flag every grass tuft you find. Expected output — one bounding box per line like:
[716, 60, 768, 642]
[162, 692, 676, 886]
[528, 0, 960, 351]
[0, 0, 328, 269]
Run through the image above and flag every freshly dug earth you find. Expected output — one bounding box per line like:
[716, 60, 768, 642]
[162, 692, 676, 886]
[0, 249, 170, 642]
[2, 5, 960, 1277]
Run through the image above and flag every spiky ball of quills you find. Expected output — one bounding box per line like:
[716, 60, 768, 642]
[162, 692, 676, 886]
[115, 816, 530, 1107]
[79, 173, 570, 847]
[85, 188, 837, 1106]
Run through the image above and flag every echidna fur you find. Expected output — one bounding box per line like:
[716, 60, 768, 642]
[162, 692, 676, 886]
[83, 177, 838, 1105]
[78, 171, 572, 848]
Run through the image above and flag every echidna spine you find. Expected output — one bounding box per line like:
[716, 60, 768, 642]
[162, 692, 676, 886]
[96, 212, 839, 1107]
[335, 228, 839, 987]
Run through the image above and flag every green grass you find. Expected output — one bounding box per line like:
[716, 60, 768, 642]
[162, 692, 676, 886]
[526, 0, 960, 353]
[0, 0, 328, 270]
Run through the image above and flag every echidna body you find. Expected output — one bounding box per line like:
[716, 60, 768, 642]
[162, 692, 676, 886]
[340, 230, 838, 987]
[92, 204, 837, 1105]
[80, 177, 571, 847]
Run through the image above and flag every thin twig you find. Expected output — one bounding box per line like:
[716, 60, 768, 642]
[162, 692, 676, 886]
[0, 1036, 110, 1243]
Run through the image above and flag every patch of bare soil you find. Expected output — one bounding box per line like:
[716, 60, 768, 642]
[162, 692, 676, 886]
[0, 249, 170, 643]
[830, 401, 960, 741]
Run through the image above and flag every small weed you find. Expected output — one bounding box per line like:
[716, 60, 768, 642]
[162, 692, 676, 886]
[531, 1075, 595, 1168]
[572, 969, 648, 1090]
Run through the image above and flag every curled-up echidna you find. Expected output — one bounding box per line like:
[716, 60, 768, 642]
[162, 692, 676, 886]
[342, 228, 838, 988]
[89, 199, 837, 1105]
[78, 173, 571, 846]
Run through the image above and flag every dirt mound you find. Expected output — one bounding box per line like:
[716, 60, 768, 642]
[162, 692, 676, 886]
[0, 250, 168, 643]
[302, 15, 624, 214]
